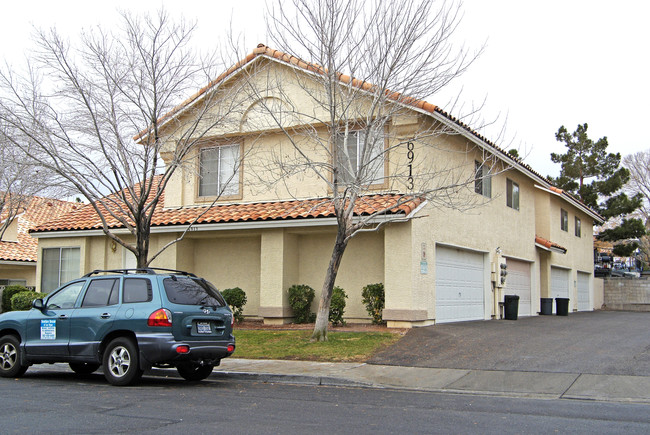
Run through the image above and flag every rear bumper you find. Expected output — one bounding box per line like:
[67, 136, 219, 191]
[136, 332, 235, 370]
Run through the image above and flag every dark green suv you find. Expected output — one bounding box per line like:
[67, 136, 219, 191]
[0, 269, 235, 386]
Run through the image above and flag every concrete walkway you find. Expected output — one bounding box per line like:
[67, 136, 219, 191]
[207, 358, 650, 404]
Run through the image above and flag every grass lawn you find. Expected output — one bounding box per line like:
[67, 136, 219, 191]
[232, 330, 403, 362]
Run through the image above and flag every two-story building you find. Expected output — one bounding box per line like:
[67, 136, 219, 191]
[30, 45, 603, 327]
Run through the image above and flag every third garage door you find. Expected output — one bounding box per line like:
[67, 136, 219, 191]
[551, 266, 570, 314]
[505, 258, 532, 316]
[436, 246, 485, 323]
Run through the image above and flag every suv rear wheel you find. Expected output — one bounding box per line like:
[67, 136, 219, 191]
[0, 335, 28, 378]
[102, 337, 143, 386]
[176, 362, 214, 381]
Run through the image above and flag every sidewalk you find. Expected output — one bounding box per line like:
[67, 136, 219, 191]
[201, 358, 650, 404]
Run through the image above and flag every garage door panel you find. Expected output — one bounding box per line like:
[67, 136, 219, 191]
[551, 267, 570, 314]
[436, 246, 485, 323]
[506, 259, 531, 316]
[577, 271, 591, 311]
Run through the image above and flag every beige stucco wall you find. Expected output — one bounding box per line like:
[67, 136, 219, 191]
[0, 264, 36, 286]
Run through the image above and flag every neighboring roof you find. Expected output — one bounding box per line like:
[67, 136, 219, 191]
[31, 193, 423, 235]
[0, 197, 79, 262]
[535, 236, 567, 254]
[140, 43, 602, 222]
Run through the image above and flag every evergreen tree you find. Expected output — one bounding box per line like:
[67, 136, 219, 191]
[550, 123, 645, 256]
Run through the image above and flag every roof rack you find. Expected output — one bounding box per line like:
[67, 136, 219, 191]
[83, 268, 197, 278]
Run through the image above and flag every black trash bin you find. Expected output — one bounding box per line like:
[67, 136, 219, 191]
[540, 298, 553, 315]
[555, 298, 569, 316]
[504, 295, 520, 320]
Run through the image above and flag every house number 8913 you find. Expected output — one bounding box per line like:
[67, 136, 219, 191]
[407, 141, 414, 190]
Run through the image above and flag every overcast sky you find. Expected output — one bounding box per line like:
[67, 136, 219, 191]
[1, 0, 648, 178]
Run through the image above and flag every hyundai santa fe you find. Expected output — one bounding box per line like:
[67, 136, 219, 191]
[0, 268, 235, 386]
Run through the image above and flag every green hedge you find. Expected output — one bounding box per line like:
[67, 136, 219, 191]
[329, 286, 347, 326]
[2, 285, 29, 312]
[221, 287, 247, 322]
[361, 283, 385, 324]
[11, 291, 46, 311]
[288, 284, 316, 324]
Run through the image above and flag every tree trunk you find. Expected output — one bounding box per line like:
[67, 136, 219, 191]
[311, 228, 349, 342]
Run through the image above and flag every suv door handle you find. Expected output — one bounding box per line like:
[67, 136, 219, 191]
[58, 314, 68, 319]
[100, 313, 111, 319]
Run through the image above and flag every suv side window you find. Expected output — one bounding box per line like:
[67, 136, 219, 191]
[81, 278, 119, 308]
[46, 281, 86, 309]
[123, 278, 152, 303]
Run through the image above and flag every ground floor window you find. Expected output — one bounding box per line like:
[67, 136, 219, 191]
[41, 247, 80, 293]
[0, 279, 27, 286]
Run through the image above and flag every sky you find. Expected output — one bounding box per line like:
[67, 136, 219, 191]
[1, 0, 648, 178]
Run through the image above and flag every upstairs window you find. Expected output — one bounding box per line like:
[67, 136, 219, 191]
[474, 160, 492, 197]
[506, 179, 520, 210]
[335, 129, 385, 185]
[575, 217, 581, 237]
[561, 209, 569, 232]
[199, 143, 240, 197]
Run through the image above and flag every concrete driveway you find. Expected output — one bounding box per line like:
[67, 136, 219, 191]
[368, 311, 650, 376]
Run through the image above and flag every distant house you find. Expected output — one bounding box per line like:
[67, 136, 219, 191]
[0, 196, 78, 299]
[29, 45, 603, 326]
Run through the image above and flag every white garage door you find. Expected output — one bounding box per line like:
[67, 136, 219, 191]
[551, 267, 570, 313]
[577, 271, 591, 311]
[506, 258, 532, 316]
[436, 246, 485, 323]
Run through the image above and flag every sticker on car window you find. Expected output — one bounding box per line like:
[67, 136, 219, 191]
[40, 319, 56, 340]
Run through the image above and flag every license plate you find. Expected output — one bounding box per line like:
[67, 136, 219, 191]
[197, 322, 211, 334]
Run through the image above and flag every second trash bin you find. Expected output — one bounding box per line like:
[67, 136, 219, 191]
[504, 294, 520, 320]
[555, 297, 569, 316]
[540, 298, 553, 315]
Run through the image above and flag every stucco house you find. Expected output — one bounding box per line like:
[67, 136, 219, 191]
[29, 45, 603, 327]
[0, 196, 78, 294]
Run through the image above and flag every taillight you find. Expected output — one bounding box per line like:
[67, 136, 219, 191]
[176, 345, 190, 354]
[148, 308, 172, 327]
[227, 344, 235, 353]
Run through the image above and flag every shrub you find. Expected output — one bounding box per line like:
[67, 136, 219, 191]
[11, 291, 46, 311]
[221, 287, 247, 322]
[288, 284, 316, 324]
[361, 283, 385, 324]
[2, 285, 29, 312]
[329, 286, 347, 326]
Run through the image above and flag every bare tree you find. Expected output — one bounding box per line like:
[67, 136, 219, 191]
[0, 122, 70, 239]
[0, 9, 244, 268]
[623, 150, 650, 266]
[243, 0, 492, 340]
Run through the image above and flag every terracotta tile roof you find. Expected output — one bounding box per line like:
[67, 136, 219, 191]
[31, 193, 423, 234]
[535, 235, 567, 254]
[0, 197, 79, 262]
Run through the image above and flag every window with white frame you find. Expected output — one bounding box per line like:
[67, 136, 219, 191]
[199, 143, 240, 197]
[560, 209, 569, 232]
[41, 247, 80, 293]
[575, 216, 581, 237]
[506, 178, 519, 210]
[335, 129, 385, 185]
[474, 160, 492, 197]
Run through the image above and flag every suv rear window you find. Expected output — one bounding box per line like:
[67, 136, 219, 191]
[163, 276, 226, 307]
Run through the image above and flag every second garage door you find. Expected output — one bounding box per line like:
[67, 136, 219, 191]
[505, 258, 532, 316]
[577, 271, 591, 311]
[551, 266, 570, 313]
[436, 246, 485, 323]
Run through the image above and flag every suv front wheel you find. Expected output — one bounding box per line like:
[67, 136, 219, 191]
[102, 337, 143, 386]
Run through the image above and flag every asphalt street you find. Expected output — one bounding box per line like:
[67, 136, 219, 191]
[2, 371, 650, 434]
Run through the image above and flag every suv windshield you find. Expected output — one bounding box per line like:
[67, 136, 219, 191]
[163, 276, 225, 307]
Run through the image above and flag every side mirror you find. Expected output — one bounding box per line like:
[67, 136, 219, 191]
[32, 299, 45, 311]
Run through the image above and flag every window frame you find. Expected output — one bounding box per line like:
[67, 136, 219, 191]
[560, 209, 569, 232]
[506, 178, 520, 210]
[197, 141, 243, 201]
[41, 247, 81, 293]
[334, 128, 387, 188]
[474, 160, 492, 198]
